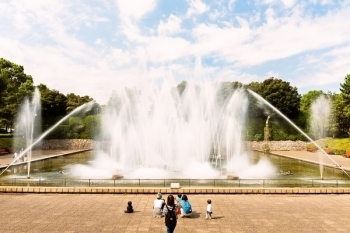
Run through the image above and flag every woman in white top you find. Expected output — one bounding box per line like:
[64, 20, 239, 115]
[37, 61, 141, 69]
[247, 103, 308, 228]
[153, 193, 165, 217]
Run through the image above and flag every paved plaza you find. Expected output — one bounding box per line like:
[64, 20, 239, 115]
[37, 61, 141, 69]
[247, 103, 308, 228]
[0, 193, 350, 232]
[1, 150, 350, 232]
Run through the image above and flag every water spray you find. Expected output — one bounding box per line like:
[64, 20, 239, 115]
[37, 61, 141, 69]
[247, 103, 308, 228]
[0, 101, 96, 177]
[248, 89, 350, 178]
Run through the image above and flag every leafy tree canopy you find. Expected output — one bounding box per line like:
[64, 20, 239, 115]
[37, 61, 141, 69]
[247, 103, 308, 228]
[66, 93, 93, 113]
[300, 90, 326, 114]
[0, 58, 35, 130]
[37, 84, 67, 118]
[333, 74, 350, 136]
[248, 77, 301, 119]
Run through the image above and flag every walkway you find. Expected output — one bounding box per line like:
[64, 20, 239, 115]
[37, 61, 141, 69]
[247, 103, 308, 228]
[271, 150, 350, 172]
[0, 149, 89, 168]
[0, 193, 349, 232]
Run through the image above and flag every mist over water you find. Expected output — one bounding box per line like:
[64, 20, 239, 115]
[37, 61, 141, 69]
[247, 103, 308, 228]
[310, 95, 331, 140]
[71, 82, 276, 179]
[310, 95, 331, 178]
[14, 88, 41, 177]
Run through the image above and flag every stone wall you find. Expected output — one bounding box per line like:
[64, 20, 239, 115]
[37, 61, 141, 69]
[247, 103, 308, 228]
[39, 139, 95, 150]
[246, 140, 307, 151]
[39, 139, 307, 151]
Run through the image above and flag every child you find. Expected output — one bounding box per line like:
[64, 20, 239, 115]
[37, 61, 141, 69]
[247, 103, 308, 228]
[205, 199, 212, 220]
[124, 201, 134, 213]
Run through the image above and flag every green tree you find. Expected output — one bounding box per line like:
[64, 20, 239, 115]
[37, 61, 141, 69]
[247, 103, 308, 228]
[216, 81, 244, 106]
[334, 74, 350, 136]
[66, 93, 94, 113]
[253, 77, 301, 119]
[299, 90, 326, 134]
[340, 74, 350, 101]
[300, 90, 325, 114]
[37, 84, 68, 131]
[176, 81, 187, 96]
[0, 58, 35, 131]
[328, 93, 342, 137]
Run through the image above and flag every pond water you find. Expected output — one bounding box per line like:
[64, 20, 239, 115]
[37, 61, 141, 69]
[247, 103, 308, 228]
[1, 150, 348, 180]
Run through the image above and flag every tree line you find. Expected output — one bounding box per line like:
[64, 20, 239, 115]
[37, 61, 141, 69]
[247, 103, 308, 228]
[0, 58, 99, 137]
[1, 57, 350, 141]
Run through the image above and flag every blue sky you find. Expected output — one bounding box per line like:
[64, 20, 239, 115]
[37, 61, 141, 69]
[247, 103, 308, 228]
[0, 0, 349, 104]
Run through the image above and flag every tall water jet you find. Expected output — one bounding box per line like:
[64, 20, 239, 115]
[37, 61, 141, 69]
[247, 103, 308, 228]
[74, 81, 276, 179]
[14, 88, 41, 178]
[310, 95, 331, 179]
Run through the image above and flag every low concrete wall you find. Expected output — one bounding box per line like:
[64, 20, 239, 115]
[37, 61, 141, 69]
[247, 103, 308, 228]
[38, 139, 308, 151]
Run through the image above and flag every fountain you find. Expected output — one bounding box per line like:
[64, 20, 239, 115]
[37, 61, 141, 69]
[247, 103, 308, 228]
[0, 101, 96, 177]
[247, 90, 350, 179]
[70, 82, 276, 179]
[310, 95, 331, 179]
[2, 82, 345, 182]
[13, 88, 41, 178]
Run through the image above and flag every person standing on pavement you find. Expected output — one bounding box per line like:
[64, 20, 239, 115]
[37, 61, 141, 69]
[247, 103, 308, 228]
[205, 199, 212, 219]
[162, 195, 178, 233]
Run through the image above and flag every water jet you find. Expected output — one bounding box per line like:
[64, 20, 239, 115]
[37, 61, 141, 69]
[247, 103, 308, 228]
[247, 90, 350, 179]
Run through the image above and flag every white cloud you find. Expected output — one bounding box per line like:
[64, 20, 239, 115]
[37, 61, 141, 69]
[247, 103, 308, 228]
[309, 0, 333, 5]
[157, 14, 182, 36]
[192, 5, 350, 68]
[186, 0, 210, 17]
[145, 36, 192, 63]
[291, 43, 350, 92]
[263, 0, 277, 4]
[281, 0, 296, 8]
[1, 0, 350, 104]
[115, 0, 157, 20]
[209, 9, 222, 21]
[264, 7, 276, 24]
[228, 0, 236, 10]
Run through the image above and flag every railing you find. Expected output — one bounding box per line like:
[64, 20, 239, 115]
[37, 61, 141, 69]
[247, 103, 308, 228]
[1, 178, 350, 188]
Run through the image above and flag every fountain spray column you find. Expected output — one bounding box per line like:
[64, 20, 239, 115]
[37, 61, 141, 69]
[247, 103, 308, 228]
[310, 95, 331, 179]
[15, 89, 41, 178]
[263, 115, 271, 154]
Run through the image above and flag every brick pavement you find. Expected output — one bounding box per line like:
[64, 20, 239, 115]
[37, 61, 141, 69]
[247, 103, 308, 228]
[0, 193, 350, 232]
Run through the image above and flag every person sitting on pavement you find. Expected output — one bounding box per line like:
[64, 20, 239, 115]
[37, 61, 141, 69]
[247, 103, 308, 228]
[124, 201, 134, 213]
[179, 194, 192, 217]
[176, 194, 182, 204]
[153, 192, 165, 217]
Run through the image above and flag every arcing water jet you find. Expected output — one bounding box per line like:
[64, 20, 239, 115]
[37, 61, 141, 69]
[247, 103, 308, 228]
[0, 101, 96, 177]
[247, 89, 350, 178]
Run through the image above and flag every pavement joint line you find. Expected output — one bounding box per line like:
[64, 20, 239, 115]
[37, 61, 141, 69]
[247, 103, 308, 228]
[1, 186, 350, 194]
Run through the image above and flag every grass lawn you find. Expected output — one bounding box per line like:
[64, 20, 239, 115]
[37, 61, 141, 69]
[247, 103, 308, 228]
[316, 137, 350, 151]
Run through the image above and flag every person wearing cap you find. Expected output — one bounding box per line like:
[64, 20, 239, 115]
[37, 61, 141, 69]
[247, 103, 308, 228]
[153, 192, 165, 218]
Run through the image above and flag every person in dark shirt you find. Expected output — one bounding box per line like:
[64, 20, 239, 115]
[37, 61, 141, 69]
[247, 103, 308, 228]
[124, 201, 134, 213]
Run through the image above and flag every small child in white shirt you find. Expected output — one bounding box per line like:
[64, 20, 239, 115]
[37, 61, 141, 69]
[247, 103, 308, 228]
[205, 199, 212, 219]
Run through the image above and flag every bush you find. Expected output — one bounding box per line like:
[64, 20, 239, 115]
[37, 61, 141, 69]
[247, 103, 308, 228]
[0, 138, 13, 150]
[332, 149, 346, 155]
[306, 144, 316, 152]
[254, 134, 263, 141]
[325, 148, 333, 154]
